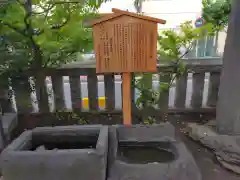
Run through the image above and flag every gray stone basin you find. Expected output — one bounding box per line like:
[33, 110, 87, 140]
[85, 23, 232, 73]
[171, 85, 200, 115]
[108, 123, 202, 180]
[0, 125, 108, 180]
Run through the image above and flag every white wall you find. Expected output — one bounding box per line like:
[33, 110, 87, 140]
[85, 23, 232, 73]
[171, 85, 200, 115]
[99, 0, 203, 29]
[98, 0, 226, 57]
[98, 0, 135, 13]
[142, 0, 202, 29]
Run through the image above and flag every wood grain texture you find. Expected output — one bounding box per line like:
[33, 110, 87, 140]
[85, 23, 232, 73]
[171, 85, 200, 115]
[92, 15, 158, 73]
[122, 72, 132, 125]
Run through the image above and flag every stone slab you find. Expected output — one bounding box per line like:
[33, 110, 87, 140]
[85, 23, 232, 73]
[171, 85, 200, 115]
[108, 123, 202, 180]
[186, 123, 240, 174]
[0, 125, 108, 180]
[2, 113, 18, 143]
[116, 122, 175, 141]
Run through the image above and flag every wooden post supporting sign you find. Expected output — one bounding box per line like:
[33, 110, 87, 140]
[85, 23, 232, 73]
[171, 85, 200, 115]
[90, 8, 166, 125]
[122, 72, 132, 125]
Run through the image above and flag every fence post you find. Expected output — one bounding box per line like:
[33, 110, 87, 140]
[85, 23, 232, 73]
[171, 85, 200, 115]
[0, 78, 12, 113]
[104, 74, 115, 111]
[34, 73, 49, 112]
[174, 73, 188, 108]
[69, 75, 82, 111]
[51, 74, 65, 111]
[158, 73, 170, 109]
[191, 72, 205, 108]
[87, 69, 98, 110]
[11, 76, 33, 113]
[0, 105, 6, 151]
[207, 72, 220, 107]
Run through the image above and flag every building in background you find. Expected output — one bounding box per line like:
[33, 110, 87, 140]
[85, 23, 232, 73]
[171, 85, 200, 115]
[141, 0, 202, 30]
[98, 0, 226, 58]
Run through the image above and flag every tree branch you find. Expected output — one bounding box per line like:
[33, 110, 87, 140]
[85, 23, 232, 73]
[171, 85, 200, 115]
[37, 8, 71, 35]
[23, 0, 32, 34]
[45, 49, 78, 67]
[48, 1, 84, 5]
[180, 40, 195, 59]
[44, 4, 55, 20]
[16, 0, 24, 5]
[0, 22, 27, 37]
[51, 15, 71, 29]
[32, 4, 55, 20]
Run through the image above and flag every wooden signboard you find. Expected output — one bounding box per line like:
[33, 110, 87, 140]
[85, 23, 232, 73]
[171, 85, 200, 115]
[90, 8, 166, 125]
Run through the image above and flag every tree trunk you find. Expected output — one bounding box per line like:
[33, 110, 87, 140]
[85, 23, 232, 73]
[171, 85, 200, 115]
[34, 67, 49, 113]
[32, 47, 49, 113]
[216, 0, 240, 135]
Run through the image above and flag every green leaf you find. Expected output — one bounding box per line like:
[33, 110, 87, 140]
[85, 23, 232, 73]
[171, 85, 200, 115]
[202, 0, 231, 29]
[0, 0, 111, 72]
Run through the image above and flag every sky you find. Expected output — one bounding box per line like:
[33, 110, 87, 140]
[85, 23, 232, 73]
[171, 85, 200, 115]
[97, 0, 202, 29]
[98, 0, 136, 13]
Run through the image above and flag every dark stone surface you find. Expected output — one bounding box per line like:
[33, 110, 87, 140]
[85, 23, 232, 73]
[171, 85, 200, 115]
[3, 113, 240, 180]
[0, 125, 108, 180]
[169, 116, 240, 180]
[2, 113, 18, 144]
[186, 123, 240, 174]
[0, 113, 18, 153]
[216, 0, 240, 135]
[117, 123, 175, 141]
[107, 123, 202, 180]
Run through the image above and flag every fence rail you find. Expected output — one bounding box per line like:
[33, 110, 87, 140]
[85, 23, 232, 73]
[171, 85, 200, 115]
[0, 58, 222, 114]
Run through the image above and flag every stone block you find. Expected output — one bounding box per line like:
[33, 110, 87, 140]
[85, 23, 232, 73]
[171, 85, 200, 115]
[0, 125, 108, 180]
[108, 123, 201, 180]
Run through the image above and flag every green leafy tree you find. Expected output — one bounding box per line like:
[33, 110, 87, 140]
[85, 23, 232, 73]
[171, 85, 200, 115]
[201, 0, 231, 58]
[134, 0, 147, 13]
[132, 0, 215, 123]
[0, 0, 109, 112]
[202, 0, 231, 31]
[135, 21, 215, 124]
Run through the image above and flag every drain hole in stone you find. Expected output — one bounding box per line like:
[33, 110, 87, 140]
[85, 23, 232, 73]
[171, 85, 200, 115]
[30, 132, 99, 151]
[117, 142, 176, 164]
